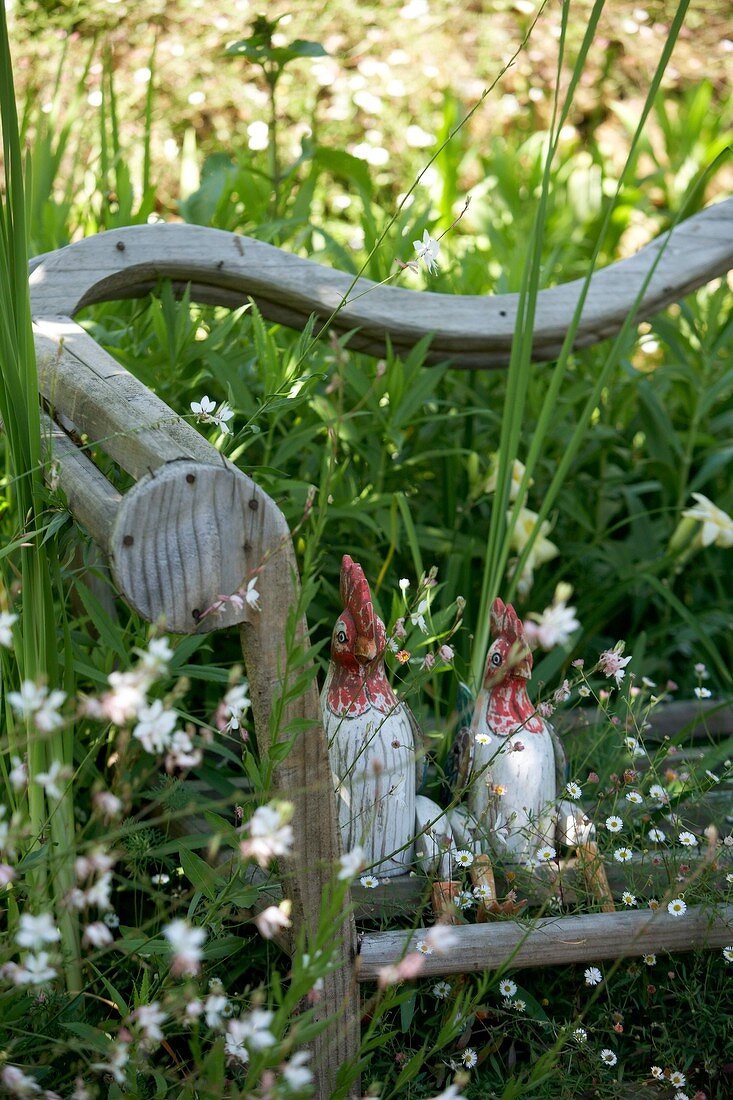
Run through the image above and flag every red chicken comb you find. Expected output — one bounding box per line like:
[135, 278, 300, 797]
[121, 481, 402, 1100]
[340, 555, 377, 656]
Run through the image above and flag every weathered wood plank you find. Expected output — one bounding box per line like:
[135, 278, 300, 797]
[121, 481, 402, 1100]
[39, 413, 121, 552]
[351, 842, 731, 919]
[560, 698, 733, 741]
[34, 318, 194, 479]
[109, 460, 262, 634]
[237, 494, 360, 1100]
[357, 903, 733, 979]
[28, 198, 733, 368]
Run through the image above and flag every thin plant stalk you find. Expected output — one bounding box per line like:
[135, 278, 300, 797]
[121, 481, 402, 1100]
[0, 0, 80, 987]
[470, 0, 692, 687]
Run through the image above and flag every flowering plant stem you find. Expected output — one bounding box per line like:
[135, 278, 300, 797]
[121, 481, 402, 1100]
[0, 3, 80, 987]
[471, 0, 692, 689]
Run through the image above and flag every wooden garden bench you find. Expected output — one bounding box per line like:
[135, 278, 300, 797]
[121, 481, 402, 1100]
[28, 196, 733, 1099]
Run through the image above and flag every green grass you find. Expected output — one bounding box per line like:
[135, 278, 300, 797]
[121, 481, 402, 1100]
[0, 0, 731, 1096]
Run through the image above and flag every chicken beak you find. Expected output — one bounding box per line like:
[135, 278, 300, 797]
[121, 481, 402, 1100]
[355, 635, 377, 663]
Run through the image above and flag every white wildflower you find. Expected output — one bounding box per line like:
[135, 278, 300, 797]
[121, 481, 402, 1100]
[283, 1051, 313, 1090]
[254, 901, 292, 940]
[0, 611, 17, 648]
[15, 951, 57, 985]
[8, 681, 65, 731]
[426, 924, 460, 954]
[16, 912, 61, 950]
[83, 922, 114, 948]
[244, 577, 260, 611]
[133, 700, 180, 754]
[133, 1002, 167, 1048]
[8, 756, 26, 792]
[91, 1042, 129, 1085]
[599, 647, 632, 685]
[1, 1065, 41, 1095]
[35, 760, 69, 802]
[525, 600, 580, 651]
[681, 492, 733, 547]
[240, 802, 294, 867]
[413, 229, 440, 274]
[338, 846, 365, 881]
[204, 993, 230, 1029]
[163, 919, 207, 976]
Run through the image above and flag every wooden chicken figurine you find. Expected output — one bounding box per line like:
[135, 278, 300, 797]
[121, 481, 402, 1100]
[465, 598, 599, 869]
[321, 555, 417, 877]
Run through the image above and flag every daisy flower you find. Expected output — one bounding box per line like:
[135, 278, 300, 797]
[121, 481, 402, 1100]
[415, 939, 433, 956]
[621, 891, 636, 907]
[565, 781, 582, 799]
[643, 953, 656, 965]
[360, 875, 380, 889]
[499, 978, 517, 998]
[667, 898, 687, 916]
[678, 831, 698, 847]
[461, 1047, 477, 1069]
[648, 827, 666, 843]
[572, 1027, 587, 1042]
[625, 790, 643, 805]
[454, 849, 474, 869]
[613, 847, 633, 863]
[669, 1070, 686, 1087]
[600, 1049, 617, 1066]
[432, 980, 451, 998]
[475, 732, 492, 745]
[584, 966, 602, 985]
[605, 816, 623, 832]
[651, 1065, 664, 1079]
[536, 845, 556, 863]
[722, 946, 733, 962]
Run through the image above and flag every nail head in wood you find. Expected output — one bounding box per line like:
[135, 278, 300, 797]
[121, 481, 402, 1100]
[123, 534, 134, 547]
[186, 473, 196, 484]
[116, 241, 125, 252]
[249, 498, 259, 511]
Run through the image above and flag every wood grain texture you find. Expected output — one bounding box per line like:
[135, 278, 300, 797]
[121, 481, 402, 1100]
[357, 903, 733, 979]
[322, 700, 416, 878]
[561, 698, 733, 742]
[109, 460, 262, 633]
[40, 413, 121, 552]
[237, 500, 360, 1100]
[34, 318, 196, 479]
[350, 851, 731, 918]
[29, 197, 733, 368]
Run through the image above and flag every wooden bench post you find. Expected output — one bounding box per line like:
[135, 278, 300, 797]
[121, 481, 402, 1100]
[30, 308, 360, 1100]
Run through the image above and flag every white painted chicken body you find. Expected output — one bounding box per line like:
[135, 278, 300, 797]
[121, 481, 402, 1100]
[467, 599, 557, 863]
[321, 556, 415, 877]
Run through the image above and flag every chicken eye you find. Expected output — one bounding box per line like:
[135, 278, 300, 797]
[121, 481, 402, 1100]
[491, 652, 502, 667]
[336, 629, 348, 645]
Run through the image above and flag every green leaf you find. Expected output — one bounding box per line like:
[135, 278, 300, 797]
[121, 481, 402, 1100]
[179, 848, 219, 900]
[60, 1022, 113, 1053]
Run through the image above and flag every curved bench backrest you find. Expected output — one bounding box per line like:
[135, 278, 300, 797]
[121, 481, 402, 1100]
[29, 197, 733, 368]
